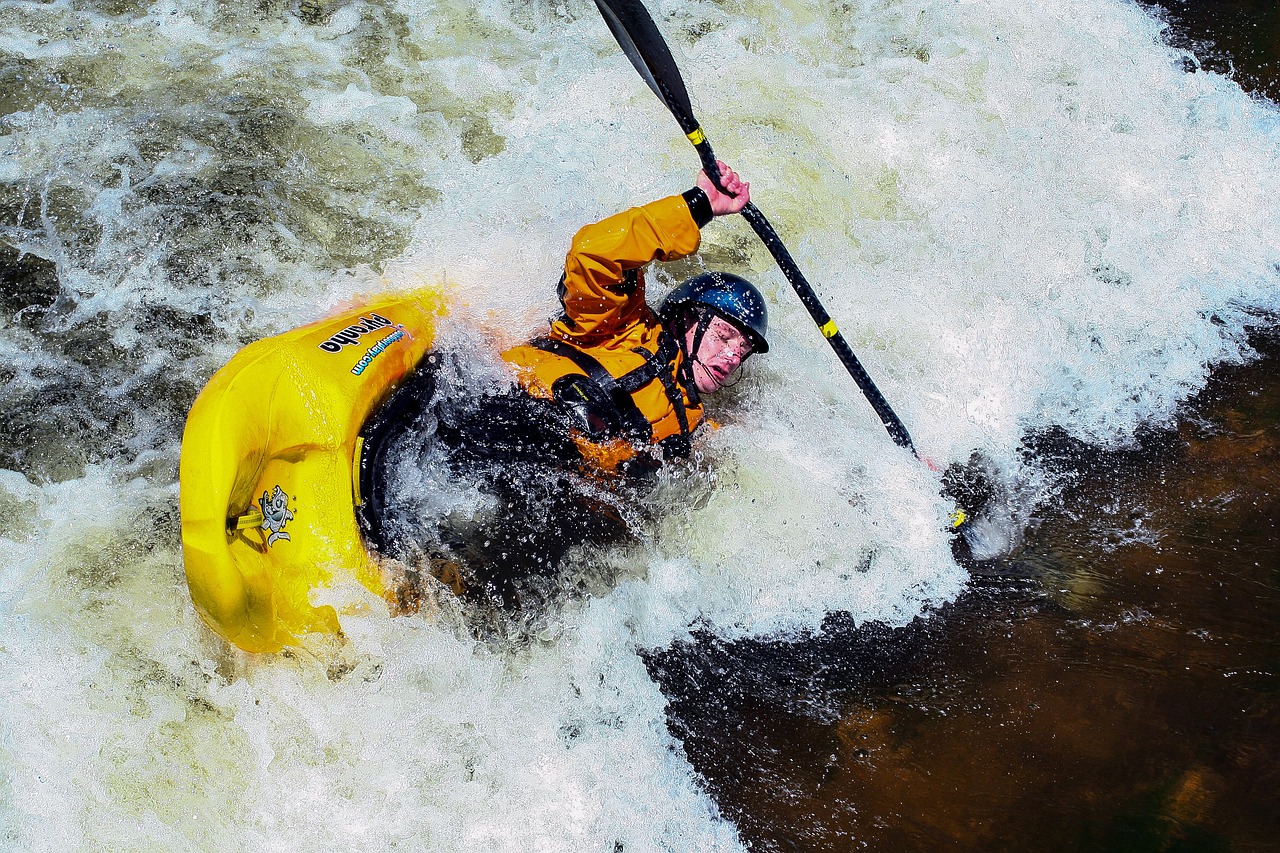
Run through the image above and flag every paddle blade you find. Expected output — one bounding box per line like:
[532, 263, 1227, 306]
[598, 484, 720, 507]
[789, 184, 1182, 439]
[593, 0, 700, 135]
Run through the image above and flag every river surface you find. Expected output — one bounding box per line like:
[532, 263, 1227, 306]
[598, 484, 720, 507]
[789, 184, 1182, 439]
[1, 0, 1278, 850]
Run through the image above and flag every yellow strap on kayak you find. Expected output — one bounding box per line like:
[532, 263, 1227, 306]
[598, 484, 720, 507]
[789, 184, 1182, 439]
[231, 508, 264, 531]
[821, 320, 839, 339]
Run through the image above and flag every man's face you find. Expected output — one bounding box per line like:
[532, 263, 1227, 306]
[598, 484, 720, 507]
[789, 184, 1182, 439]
[685, 315, 754, 394]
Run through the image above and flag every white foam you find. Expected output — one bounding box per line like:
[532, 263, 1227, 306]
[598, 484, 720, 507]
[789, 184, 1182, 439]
[2, 0, 1279, 849]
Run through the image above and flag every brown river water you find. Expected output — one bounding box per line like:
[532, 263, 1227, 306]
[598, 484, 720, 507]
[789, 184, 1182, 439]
[654, 330, 1280, 850]
[651, 3, 1280, 849]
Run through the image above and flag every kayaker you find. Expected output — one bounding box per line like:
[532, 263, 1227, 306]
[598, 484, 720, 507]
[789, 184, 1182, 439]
[501, 160, 766, 463]
[358, 162, 770, 607]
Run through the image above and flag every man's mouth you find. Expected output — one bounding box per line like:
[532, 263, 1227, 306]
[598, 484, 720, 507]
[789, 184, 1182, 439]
[696, 362, 724, 388]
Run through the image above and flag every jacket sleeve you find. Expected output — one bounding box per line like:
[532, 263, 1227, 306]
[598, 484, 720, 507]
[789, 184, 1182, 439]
[550, 193, 702, 347]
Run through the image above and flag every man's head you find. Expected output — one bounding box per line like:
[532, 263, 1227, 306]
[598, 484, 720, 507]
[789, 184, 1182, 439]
[662, 272, 769, 394]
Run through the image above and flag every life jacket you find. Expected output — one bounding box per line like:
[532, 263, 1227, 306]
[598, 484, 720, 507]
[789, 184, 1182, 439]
[502, 193, 707, 459]
[525, 326, 699, 457]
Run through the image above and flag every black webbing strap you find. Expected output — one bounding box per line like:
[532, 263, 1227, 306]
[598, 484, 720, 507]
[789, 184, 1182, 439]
[614, 331, 678, 393]
[530, 337, 653, 441]
[636, 330, 692, 440]
[671, 312, 706, 409]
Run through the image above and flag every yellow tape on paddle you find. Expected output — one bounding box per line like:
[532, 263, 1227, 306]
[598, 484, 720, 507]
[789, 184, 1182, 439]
[687, 127, 706, 145]
[820, 320, 839, 338]
[949, 508, 968, 529]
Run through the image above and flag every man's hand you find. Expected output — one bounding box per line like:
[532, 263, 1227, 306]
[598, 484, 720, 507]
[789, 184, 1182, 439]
[697, 161, 750, 216]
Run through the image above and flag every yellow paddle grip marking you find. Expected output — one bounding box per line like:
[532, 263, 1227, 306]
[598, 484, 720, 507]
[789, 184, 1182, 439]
[687, 127, 706, 145]
[821, 320, 839, 338]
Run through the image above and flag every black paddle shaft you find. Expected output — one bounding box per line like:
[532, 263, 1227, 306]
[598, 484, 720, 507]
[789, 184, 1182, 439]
[592, 0, 919, 456]
[739, 203, 917, 454]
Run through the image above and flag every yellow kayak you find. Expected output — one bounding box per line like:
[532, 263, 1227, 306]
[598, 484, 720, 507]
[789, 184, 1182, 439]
[179, 290, 443, 652]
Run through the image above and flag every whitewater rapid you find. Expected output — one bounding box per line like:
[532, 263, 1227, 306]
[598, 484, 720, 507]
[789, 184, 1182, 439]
[2, 0, 1278, 849]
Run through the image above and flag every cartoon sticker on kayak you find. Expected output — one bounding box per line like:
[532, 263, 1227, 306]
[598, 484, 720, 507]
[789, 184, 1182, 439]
[258, 486, 294, 547]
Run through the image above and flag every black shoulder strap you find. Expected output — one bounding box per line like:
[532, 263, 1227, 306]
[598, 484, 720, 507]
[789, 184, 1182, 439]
[633, 330, 695, 441]
[530, 337, 653, 441]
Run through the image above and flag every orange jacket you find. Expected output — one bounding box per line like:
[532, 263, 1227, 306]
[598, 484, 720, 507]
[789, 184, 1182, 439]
[502, 194, 704, 447]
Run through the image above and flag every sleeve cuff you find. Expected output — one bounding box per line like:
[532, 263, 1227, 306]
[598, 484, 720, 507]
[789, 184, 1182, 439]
[681, 187, 714, 228]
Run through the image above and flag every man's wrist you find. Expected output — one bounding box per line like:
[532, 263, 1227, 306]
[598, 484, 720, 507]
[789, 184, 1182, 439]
[682, 187, 714, 228]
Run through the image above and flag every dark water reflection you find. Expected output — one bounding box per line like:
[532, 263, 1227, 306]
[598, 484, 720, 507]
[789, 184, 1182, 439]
[1146, 0, 1280, 103]
[651, 334, 1280, 850]
[649, 5, 1280, 845]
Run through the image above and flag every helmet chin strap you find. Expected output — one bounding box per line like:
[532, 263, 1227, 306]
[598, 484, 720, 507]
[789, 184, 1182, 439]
[676, 308, 714, 398]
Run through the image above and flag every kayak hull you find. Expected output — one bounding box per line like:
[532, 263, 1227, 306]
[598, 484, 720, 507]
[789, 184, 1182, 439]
[179, 291, 443, 652]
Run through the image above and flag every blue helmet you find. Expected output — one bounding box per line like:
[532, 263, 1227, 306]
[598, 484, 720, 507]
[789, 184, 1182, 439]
[661, 272, 769, 354]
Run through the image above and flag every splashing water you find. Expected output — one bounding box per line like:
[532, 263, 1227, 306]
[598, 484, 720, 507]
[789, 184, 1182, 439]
[2, 0, 1278, 849]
